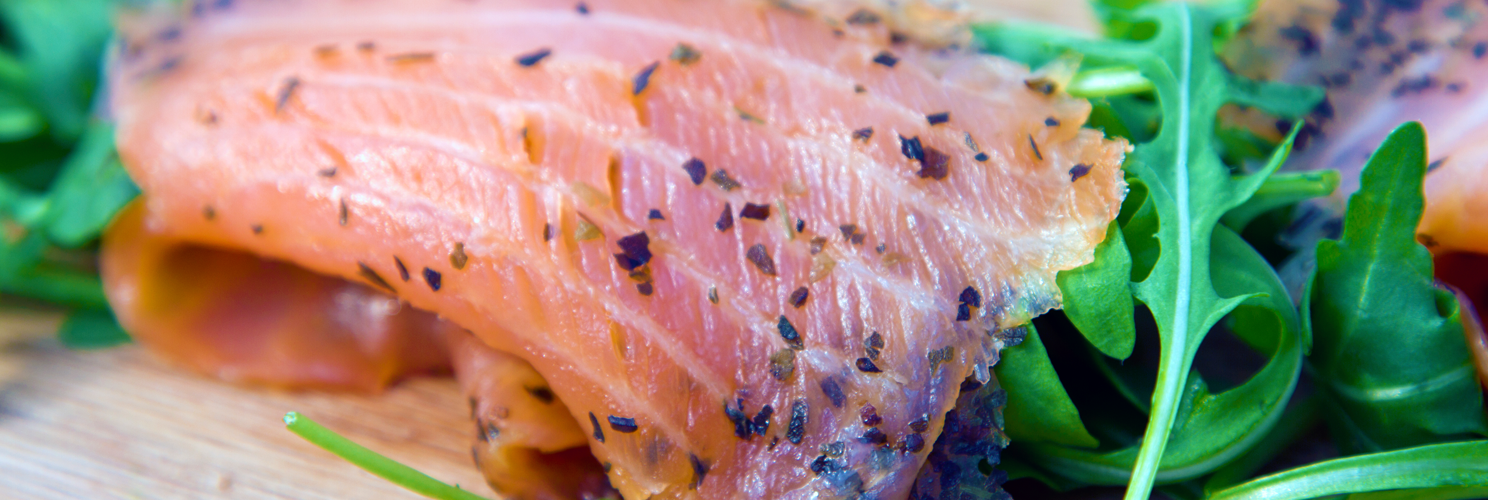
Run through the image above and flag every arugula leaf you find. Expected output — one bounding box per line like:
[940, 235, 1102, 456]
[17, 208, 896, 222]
[1223, 170, 1339, 232]
[0, 0, 115, 141]
[1013, 225, 1304, 488]
[56, 307, 130, 350]
[284, 412, 494, 500]
[1303, 122, 1488, 454]
[978, 3, 1322, 496]
[1057, 221, 1136, 360]
[38, 122, 139, 247]
[995, 324, 1100, 448]
[1205, 440, 1488, 500]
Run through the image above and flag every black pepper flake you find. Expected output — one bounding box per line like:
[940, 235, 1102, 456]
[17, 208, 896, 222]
[1028, 134, 1043, 160]
[251, 224, 264, 235]
[871, 51, 899, 67]
[850, 232, 865, 246]
[203, 206, 216, 220]
[357, 262, 394, 292]
[889, 32, 908, 44]
[725, 401, 753, 439]
[608, 415, 639, 433]
[860, 404, 881, 426]
[898, 135, 924, 161]
[708, 286, 720, 304]
[394, 257, 410, 282]
[589, 412, 605, 442]
[1428, 158, 1447, 172]
[1279, 25, 1319, 56]
[811, 455, 841, 475]
[839, 224, 858, 241]
[637, 282, 654, 295]
[788, 287, 809, 308]
[1476, 41, 1487, 59]
[769, 348, 797, 381]
[716, 203, 734, 232]
[974, 152, 989, 162]
[752, 405, 774, 436]
[820, 378, 846, 408]
[275, 76, 300, 114]
[747, 244, 777, 276]
[787, 399, 808, 444]
[959, 286, 982, 308]
[318, 167, 337, 177]
[926, 112, 950, 126]
[860, 427, 888, 444]
[670, 43, 701, 65]
[710, 169, 741, 191]
[856, 357, 881, 373]
[1025, 77, 1056, 95]
[852, 127, 874, 142]
[875, 243, 886, 254]
[632, 61, 660, 95]
[356, 41, 376, 52]
[821, 441, 846, 457]
[689, 454, 709, 489]
[777, 315, 803, 350]
[909, 415, 930, 433]
[576, 2, 589, 14]
[450, 243, 468, 270]
[682, 157, 707, 185]
[1045, 117, 1060, 126]
[902, 433, 925, 453]
[809, 237, 827, 255]
[338, 199, 349, 226]
[845, 8, 881, 24]
[955, 303, 972, 321]
[385, 52, 435, 64]
[525, 386, 555, 404]
[648, 209, 665, 220]
[928, 346, 954, 371]
[853, 84, 866, 93]
[740, 203, 771, 221]
[424, 267, 442, 291]
[542, 223, 553, 241]
[515, 47, 552, 67]
[613, 231, 653, 271]
[736, 107, 765, 124]
[1069, 163, 1093, 182]
[917, 146, 950, 180]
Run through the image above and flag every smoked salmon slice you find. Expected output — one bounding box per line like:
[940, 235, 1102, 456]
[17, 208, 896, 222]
[103, 0, 1128, 498]
[1227, 0, 1488, 256]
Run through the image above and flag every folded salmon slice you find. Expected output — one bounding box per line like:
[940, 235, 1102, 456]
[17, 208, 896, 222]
[105, 0, 1127, 498]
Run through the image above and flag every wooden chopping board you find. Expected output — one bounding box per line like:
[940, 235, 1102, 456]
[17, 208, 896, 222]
[0, 309, 493, 500]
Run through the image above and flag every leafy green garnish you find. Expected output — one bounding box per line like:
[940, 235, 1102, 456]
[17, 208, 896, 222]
[1206, 440, 1488, 500]
[978, 2, 1323, 496]
[0, 0, 135, 347]
[1302, 122, 1488, 454]
[56, 307, 130, 350]
[1057, 221, 1135, 360]
[995, 324, 1100, 448]
[283, 412, 493, 500]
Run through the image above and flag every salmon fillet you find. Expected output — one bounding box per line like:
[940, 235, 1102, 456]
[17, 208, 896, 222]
[1227, 0, 1488, 256]
[104, 0, 1127, 498]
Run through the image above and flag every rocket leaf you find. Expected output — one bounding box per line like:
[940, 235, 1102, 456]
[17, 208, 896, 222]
[1206, 440, 1488, 500]
[1303, 122, 1488, 454]
[977, 3, 1322, 496]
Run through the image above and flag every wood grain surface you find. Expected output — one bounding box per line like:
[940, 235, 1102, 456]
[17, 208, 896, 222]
[0, 309, 493, 500]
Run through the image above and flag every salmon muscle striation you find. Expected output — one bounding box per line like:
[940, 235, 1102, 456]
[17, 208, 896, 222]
[104, 0, 1127, 498]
